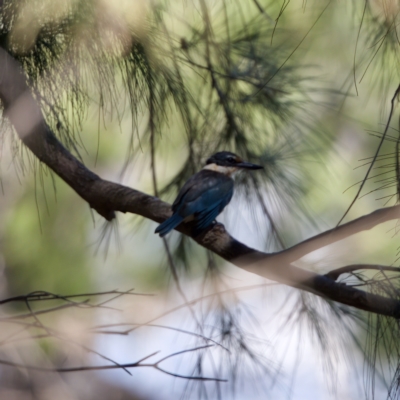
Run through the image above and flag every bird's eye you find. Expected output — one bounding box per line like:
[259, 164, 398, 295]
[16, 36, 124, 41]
[227, 156, 236, 163]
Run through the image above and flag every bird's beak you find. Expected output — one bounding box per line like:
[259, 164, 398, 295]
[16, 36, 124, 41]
[237, 161, 264, 170]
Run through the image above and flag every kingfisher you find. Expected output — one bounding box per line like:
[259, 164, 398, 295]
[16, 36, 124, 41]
[155, 151, 263, 237]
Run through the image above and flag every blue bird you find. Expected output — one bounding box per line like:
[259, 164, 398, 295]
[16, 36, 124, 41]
[155, 151, 263, 237]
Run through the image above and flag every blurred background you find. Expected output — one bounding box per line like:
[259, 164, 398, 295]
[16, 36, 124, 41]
[0, 0, 400, 398]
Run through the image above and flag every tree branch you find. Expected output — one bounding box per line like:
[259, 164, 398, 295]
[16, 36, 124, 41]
[271, 206, 400, 264]
[325, 264, 400, 281]
[1, 47, 400, 318]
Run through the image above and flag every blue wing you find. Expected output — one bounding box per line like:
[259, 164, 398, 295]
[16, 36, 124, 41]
[192, 191, 232, 229]
[155, 170, 234, 237]
[155, 214, 184, 237]
[173, 170, 234, 231]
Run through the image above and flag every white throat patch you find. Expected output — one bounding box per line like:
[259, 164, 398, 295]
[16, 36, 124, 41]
[203, 163, 238, 176]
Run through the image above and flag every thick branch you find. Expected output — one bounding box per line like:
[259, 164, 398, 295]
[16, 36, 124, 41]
[1, 47, 400, 318]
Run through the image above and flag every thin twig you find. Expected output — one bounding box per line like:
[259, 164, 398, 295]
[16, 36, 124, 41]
[0, 346, 226, 381]
[326, 264, 400, 281]
[0, 289, 145, 305]
[22, 295, 133, 375]
[255, 0, 332, 97]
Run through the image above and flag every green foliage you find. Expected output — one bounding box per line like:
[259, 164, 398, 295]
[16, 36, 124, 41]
[2, 0, 400, 399]
[3, 170, 92, 295]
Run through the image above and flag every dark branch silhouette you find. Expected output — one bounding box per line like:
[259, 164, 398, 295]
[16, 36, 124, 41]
[326, 264, 400, 281]
[0, 343, 226, 381]
[0, 289, 231, 381]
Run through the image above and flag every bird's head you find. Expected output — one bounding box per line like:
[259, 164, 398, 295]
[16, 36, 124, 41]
[203, 151, 263, 175]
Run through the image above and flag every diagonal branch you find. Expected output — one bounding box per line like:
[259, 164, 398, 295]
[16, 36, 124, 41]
[272, 205, 400, 264]
[1, 47, 400, 318]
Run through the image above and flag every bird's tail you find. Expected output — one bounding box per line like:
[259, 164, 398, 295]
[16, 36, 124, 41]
[155, 214, 184, 237]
